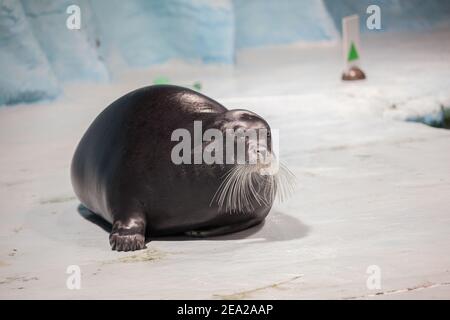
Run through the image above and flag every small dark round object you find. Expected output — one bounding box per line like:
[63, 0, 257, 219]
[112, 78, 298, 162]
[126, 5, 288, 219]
[342, 66, 366, 81]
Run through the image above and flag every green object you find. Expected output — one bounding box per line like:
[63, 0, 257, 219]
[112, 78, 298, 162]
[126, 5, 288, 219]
[347, 42, 359, 62]
[153, 76, 170, 85]
[192, 81, 202, 91]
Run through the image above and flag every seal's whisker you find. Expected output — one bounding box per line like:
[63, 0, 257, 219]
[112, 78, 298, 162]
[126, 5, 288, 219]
[212, 160, 296, 213]
[242, 167, 256, 211]
[248, 172, 264, 206]
[231, 166, 243, 211]
[274, 161, 296, 203]
[211, 165, 239, 210]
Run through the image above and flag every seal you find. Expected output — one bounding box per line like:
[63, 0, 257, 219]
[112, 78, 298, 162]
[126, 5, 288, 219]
[71, 85, 294, 251]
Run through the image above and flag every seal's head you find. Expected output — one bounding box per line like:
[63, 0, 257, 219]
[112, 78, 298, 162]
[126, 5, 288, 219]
[212, 109, 272, 166]
[207, 109, 295, 213]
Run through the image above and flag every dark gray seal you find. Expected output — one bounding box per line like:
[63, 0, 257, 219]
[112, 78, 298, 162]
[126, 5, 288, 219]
[71, 85, 293, 251]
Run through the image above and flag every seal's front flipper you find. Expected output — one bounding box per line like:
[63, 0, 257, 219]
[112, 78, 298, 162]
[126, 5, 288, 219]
[185, 218, 263, 238]
[109, 217, 146, 251]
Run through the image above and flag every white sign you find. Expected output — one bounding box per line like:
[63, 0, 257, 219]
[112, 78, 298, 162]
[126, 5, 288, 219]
[342, 15, 362, 69]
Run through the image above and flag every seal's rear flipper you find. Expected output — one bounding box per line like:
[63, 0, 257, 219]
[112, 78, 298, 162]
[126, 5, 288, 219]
[185, 218, 262, 238]
[109, 216, 146, 251]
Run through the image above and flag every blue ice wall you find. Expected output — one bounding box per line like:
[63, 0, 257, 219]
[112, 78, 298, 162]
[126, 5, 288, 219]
[2, 0, 450, 106]
[90, 0, 234, 69]
[0, 0, 235, 106]
[324, 0, 450, 32]
[234, 0, 338, 49]
[20, 0, 108, 82]
[0, 0, 59, 105]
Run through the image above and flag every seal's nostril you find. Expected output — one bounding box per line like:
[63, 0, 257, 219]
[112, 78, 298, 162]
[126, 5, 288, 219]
[257, 149, 268, 160]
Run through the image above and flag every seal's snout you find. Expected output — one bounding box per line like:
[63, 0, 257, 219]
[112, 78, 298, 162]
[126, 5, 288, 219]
[255, 148, 271, 168]
[246, 139, 270, 167]
[257, 148, 268, 160]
